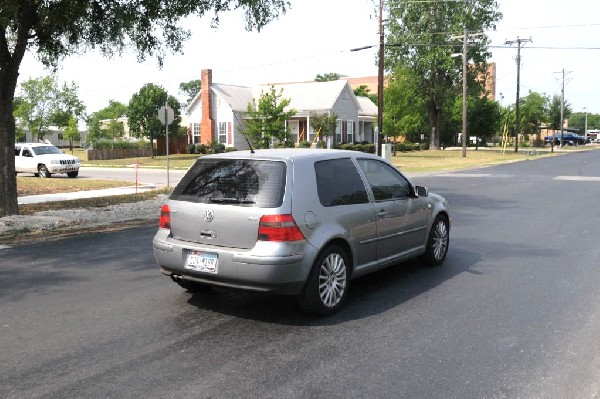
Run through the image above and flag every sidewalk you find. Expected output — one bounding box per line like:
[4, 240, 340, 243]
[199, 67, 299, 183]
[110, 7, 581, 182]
[17, 184, 158, 205]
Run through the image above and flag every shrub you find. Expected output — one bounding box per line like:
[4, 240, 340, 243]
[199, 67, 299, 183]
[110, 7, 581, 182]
[354, 143, 365, 152]
[211, 142, 226, 154]
[186, 143, 196, 154]
[299, 140, 311, 148]
[195, 143, 208, 154]
[340, 143, 355, 151]
[363, 143, 376, 153]
[225, 147, 237, 152]
[316, 140, 327, 149]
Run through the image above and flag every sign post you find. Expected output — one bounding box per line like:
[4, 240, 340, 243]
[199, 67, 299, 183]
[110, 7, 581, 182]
[158, 103, 175, 188]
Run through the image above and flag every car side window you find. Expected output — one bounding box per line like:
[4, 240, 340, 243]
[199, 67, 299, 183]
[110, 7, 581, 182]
[357, 158, 412, 201]
[22, 148, 31, 157]
[314, 158, 369, 207]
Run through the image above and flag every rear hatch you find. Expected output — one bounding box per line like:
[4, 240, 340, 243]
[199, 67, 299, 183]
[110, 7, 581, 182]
[168, 157, 287, 249]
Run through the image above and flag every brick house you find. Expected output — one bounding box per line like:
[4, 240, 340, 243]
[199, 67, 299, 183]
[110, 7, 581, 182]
[186, 69, 377, 150]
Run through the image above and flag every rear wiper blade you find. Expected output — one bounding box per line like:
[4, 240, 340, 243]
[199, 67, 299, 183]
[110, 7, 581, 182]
[209, 197, 255, 204]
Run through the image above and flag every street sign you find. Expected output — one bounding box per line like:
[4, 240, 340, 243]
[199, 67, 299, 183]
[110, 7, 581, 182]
[158, 105, 174, 125]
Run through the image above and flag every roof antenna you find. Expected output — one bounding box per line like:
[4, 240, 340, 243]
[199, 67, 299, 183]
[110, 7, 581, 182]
[243, 134, 255, 154]
[234, 112, 255, 153]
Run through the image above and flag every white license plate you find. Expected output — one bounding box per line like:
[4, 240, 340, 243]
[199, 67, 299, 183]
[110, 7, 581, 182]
[185, 250, 218, 274]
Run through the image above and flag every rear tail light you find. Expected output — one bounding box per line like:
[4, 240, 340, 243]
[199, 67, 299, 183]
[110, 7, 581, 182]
[258, 214, 305, 242]
[159, 204, 171, 229]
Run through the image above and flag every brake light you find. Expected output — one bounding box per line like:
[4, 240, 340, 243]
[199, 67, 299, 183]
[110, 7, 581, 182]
[159, 204, 171, 229]
[258, 214, 305, 242]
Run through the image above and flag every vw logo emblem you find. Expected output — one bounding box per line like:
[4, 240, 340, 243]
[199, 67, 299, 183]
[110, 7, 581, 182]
[204, 209, 214, 222]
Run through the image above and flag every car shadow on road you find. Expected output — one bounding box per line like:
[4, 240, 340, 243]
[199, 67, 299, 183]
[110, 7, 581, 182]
[184, 246, 482, 326]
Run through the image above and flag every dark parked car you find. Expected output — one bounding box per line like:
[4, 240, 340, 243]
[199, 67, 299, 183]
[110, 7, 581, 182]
[153, 149, 450, 315]
[544, 132, 587, 146]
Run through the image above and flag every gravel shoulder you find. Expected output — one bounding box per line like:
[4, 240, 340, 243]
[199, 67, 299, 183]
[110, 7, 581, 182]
[0, 197, 163, 245]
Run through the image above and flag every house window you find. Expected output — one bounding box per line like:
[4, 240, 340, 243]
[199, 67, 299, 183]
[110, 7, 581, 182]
[218, 122, 227, 144]
[335, 120, 342, 144]
[347, 121, 354, 143]
[193, 123, 200, 144]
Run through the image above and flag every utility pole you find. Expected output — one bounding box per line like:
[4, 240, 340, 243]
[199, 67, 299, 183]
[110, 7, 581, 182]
[461, 28, 468, 158]
[376, 0, 384, 157]
[505, 37, 532, 153]
[553, 68, 572, 147]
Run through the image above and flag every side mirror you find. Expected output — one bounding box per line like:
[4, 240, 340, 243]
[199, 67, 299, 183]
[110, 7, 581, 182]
[415, 185, 428, 197]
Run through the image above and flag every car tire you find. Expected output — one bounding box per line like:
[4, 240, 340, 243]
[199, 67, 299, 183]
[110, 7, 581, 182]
[419, 215, 449, 266]
[297, 245, 350, 316]
[67, 171, 79, 178]
[38, 164, 51, 178]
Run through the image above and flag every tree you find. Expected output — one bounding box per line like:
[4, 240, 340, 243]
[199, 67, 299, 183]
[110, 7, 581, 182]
[179, 79, 201, 106]
[0, 0, 289, 217]
[128, 83, 181, 158]
[243, 85, 296, 148]
[353, 85, 377, 105]
[315, 73, 342, 82]
[309, 112, 338, 146]
[86, 100, 129, 146]
[63, 116, 81, 152]
[13, 76, 58, 142]
[570, 112, 600, 132]
[519, 91, 548, 143]
[548, 94, 572, 131]
[465, 96, 501, 148]
[385, 0, 502, 150]
[383, 67, 428, 146]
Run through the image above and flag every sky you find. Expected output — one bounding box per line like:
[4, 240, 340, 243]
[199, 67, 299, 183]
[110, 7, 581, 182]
[17, 0, 600, 115]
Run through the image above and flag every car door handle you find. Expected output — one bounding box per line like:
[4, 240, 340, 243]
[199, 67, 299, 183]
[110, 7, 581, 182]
[377, 210, 388, 219]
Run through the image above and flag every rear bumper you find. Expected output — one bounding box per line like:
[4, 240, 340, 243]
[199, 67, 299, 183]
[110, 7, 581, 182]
[152, 230, 317, 295]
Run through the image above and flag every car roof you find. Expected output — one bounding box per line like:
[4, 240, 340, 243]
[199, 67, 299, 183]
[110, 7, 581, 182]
[201, 148, 382, 162]
[15, 143, 56, 147]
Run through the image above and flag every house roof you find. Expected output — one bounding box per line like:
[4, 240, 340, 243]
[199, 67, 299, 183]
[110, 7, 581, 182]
[212, 84, 254, 112]
[356, 96, 378, 117]
[187, 78, 365, 116]
[256, 80, 358, 114]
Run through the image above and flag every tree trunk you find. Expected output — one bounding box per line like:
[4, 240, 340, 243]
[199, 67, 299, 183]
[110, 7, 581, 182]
[428, 107, 441, 150]
[0, 69, 20, 216]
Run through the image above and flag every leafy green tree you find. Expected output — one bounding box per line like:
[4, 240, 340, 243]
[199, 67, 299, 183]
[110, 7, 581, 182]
[86, 100, 129, 146]
[315, 73, 342, 82]
[0, 0, 289, 217]
[63, 116, 81, 152]
[13, 76, 59, 142]
[51, 81, 86, 131]
[128, 83, 181, 158]
[383, 67, 428, 146]
[465, 96, 501, 147]
[519, 91, 548, 143]
[243, 86, 296, 148]
[548, 94, 572, 131]
[353, 85, 377, 105]
[385, 0, 502, 149]
[310, 112, 338, 146]
[570, 112, 600, 132]
[179, 79, 201, 106]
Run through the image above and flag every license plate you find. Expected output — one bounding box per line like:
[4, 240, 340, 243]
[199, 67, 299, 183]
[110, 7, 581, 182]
[185, 250, 218, 274]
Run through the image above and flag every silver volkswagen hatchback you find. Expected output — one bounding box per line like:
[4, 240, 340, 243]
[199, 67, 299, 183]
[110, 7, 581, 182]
[153, 149, 450, 315]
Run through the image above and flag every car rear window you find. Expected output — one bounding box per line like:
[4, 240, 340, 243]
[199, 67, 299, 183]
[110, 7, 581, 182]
[171, 158, 286, 207]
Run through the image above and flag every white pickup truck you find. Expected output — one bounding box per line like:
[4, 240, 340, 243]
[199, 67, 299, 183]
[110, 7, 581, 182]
[15, 143, 81, 178]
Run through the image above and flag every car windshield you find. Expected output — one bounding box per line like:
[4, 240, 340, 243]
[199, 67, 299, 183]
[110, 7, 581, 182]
[31, 145, 63, 155]
[171, 158, 286, 208]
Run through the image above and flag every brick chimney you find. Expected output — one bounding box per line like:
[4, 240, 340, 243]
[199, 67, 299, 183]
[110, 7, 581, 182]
[200, 69, 214, 145]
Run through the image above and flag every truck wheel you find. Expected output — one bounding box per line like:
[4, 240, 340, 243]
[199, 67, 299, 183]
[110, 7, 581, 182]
[67, 171, 79, 178]
[38, 164, 51, 178]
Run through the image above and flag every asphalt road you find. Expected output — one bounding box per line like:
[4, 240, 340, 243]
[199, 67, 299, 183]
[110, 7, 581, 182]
[2, 151, 600, 398]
